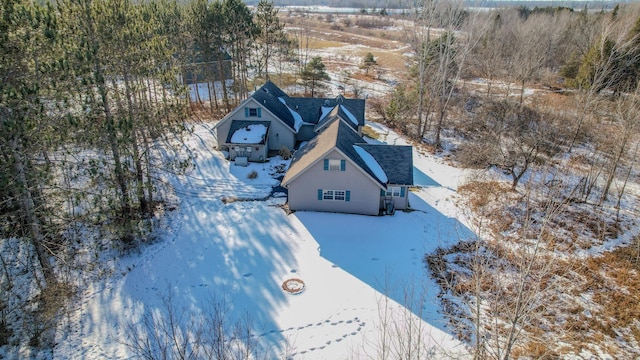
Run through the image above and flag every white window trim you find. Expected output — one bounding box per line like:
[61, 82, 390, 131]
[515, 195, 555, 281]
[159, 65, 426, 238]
[323, 189, 346, 201]
[328, 159, 341, 171]
[386, 186, 401, 197]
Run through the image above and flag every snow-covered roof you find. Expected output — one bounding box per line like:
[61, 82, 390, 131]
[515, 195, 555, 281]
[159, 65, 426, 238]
[226, 121, 270, 144]
[358, 144, 413, 185]
[320, 106, 333, 121]
[247, 81, 365, 135]
[341, 105, 359, 126]
[284, 120, 399, 189]
[353, 145, 388, 183]
[278, 97, 303, 132]
[231, 124, 268, 144]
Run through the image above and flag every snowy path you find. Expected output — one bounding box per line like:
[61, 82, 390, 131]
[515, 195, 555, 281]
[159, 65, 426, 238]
[53, 123, 472, 359]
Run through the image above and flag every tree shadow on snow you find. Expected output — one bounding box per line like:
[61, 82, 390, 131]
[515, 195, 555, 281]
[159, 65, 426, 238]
[295, 190, 475, 336]
[113, 199, 299, 358]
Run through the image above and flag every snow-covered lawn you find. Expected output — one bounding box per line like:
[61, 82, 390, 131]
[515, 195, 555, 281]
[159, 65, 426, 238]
[52, 122, 474, 359]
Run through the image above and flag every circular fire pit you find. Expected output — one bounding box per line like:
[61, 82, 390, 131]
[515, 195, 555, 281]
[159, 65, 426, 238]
[282, 278, 305, 295]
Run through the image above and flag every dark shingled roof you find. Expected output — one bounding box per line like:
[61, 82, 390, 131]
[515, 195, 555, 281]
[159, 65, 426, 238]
[287, 95, 365, 126]
[225, 120, 271, 144]
[251, 82, 296, 130]
[358, 144, 414, 185]
[314, 102, 363, 133]
[283, 118, 414, 189]
[249, 81, 365, 132]
[332, 121, 388, 187]
[285, 98, 328, 124]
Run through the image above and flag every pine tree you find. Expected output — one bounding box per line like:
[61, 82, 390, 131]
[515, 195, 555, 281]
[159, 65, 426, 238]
[301, 56, 330, 97]
[0, 0, 61, 285]
[223, 0, 257, 103]
[360, 52, 378, 76]
[58, 0, 189, 243]
[254, 0, 285, 81]
[189, 0, 220, 110]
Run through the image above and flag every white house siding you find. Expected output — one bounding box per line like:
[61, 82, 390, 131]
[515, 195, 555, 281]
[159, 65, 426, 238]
[286, 149, 381, 216]
[394, 186, 410, 209]
[379, 185, 410, 210]
[267, 119, 296, 151]
[229, 145, 268, 162]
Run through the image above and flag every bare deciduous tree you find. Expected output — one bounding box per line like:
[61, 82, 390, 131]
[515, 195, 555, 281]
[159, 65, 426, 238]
[458, 100, 561, 190]
[430, 173, 571, 359]
[124, 286, 263, 360]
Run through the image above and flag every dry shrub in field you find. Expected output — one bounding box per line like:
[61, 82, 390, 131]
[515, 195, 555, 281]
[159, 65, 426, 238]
[535, 91, 573, 111]
[354, 16, 393, 29]
[562, 313, 591, 333]
[556, 246, 640, 354]
[567, 152, 591, 169]
[574, 210, 621, 242]
[587, 249, 640, 328]
[278, 146, 291, 160]
[458, 180, 516, 233]
[512, 340, 558, 359]
[631, 324, 640, 349]
[458, 180, 510, 211]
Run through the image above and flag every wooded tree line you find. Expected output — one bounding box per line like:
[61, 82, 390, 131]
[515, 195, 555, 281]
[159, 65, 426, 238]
[375, 3, 640, 358]
[0, 0, 287, 291]
[374, 3, 640, 194]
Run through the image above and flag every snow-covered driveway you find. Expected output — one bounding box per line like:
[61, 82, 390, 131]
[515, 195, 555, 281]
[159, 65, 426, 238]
[54, 123, 473, 359]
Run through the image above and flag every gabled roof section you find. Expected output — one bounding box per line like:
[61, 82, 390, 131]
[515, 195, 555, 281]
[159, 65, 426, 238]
[286, 96, 365, 127]
[226, 120, 270, 144]
[281, 121, 339, 186]
[256, 80, 289, 99]
[333, 121, 387, 187]
[358, 144, 414, 185]
[250, 81, 300, 132]
[282, 120, 388, 188]
[247, 81, 365, 134]
[314, 102, 363, 133]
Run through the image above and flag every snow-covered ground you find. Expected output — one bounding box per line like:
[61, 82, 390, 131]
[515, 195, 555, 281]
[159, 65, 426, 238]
[47, 122, 474, 359]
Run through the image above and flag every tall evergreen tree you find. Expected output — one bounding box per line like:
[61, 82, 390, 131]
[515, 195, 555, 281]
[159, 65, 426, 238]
[254, 0, 285, 81]
[189, 0, 222, 110]
[58, 0, 188, 243]
[0, 0, 60, 284]
[301, 56, 330, 97]
[60, 0, 137, 242]
[223, 0, 257, 102]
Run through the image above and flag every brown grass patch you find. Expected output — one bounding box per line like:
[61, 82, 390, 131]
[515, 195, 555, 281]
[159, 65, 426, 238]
[585, 249, 640, 329]
[374, 51, 409, 72]
[458, 180, 511, 210]
[268, 73, 299, 89]
[512, 341, 558, 359]
[351, 72, 374, 81]
[361, 125, 380, 140]
[305, 38, 347, 49]
[534, 91, 574, 109]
